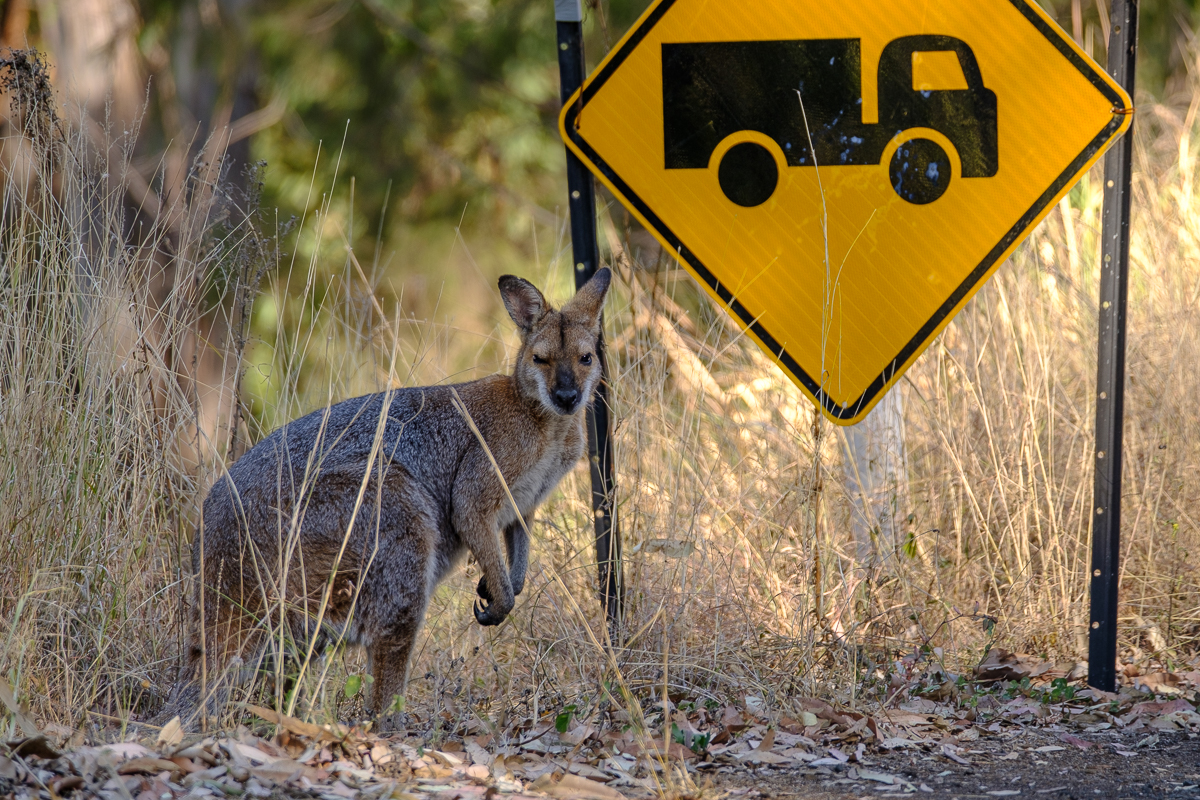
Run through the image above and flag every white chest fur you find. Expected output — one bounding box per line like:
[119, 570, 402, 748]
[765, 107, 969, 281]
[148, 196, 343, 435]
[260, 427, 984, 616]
[501, 423, 585, 527]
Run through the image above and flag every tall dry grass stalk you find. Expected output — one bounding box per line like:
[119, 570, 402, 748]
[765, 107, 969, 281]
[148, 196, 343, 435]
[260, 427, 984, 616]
[1, 47, 1198, 742]
[0, 51, 271, 735]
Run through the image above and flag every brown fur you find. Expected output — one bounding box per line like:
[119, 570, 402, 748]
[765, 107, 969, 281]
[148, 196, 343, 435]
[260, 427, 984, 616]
[169, 269, 612, 728]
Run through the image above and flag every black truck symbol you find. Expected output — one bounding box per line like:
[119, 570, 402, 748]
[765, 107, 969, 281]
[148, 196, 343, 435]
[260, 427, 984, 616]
[663, 36, 998, 206]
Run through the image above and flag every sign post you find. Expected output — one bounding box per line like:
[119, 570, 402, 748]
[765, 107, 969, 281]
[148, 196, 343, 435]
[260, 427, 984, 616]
[555, 0, 623, 627]
[1089, 0, 1138, 694]
[559, 0, 1133, 426]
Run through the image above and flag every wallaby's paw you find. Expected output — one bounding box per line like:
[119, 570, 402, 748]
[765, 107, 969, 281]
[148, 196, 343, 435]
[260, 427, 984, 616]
[473, 594, 512, 626]
[483, 573, 524, 599]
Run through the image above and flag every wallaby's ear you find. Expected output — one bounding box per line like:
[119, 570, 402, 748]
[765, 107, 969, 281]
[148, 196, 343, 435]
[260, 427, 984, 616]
[499, 275, 548, 333]
[562, 267, 612, 328]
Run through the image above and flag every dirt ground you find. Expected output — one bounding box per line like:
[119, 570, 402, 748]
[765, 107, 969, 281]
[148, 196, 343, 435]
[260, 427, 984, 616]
[710, 730, 1200, 799]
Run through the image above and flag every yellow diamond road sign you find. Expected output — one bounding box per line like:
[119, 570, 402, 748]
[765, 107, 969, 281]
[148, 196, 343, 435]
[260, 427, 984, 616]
[560, 0, 1132, 424]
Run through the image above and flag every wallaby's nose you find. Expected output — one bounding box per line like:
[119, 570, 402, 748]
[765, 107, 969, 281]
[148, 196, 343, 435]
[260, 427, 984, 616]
[553, 388, 579, 411]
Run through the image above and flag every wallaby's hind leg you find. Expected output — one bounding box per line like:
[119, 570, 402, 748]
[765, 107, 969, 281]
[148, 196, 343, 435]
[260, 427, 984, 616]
[366, 616, 424, 730]
[349, 474, 440, 730]
[362, 554, 433, 729]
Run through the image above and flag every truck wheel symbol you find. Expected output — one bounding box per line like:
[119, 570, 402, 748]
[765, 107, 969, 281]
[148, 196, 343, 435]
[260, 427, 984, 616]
[889, 138, 952, 204]
[718, 142, 779, 207]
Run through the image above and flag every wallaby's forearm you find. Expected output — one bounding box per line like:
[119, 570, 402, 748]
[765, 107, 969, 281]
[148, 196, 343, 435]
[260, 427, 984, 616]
[452, 462, 515, 626]
[505, 521, 529, 597]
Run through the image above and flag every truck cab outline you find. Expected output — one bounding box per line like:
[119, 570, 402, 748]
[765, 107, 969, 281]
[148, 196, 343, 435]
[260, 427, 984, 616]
[662, 35, 999, 206]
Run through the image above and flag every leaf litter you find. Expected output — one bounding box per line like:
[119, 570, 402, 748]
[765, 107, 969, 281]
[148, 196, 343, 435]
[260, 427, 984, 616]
[0, 649, 1198, 799]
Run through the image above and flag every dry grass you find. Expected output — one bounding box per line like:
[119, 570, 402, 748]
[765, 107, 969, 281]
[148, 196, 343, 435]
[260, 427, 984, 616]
[1, 53, 1198, 743]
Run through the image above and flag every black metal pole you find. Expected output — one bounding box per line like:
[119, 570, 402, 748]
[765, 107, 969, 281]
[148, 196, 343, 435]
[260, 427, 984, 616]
[556, 0, 622, 627]
[1089, 0, 1138, 693]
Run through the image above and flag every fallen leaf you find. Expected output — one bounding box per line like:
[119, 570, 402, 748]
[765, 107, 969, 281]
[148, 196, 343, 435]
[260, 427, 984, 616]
[540, 773, 626, 800]
[955, 726, 981, 743]
[50, 775, 83, 794]
[0, 679, 38, 737]
[721, 706, 747, 732]
[250, 759, 324, 784]
[1128, 699, 1193, 719]
[561, 723, 597, 746]
[1149, 710, 1200, 731]
[858, 770, 897, 785]
[880, 710, 935, 728]
[464, 741, 492, 767]
[568, 763, 611, 781]
[370, 743, 392, 765]
[227, 741, 285, 766]
[735, 750, 790, 765]
[156, 716, 183, 750]
[975, 649, 1029, 681]
[168, 757, 204, 774]
[879, 737, 920, 750]
[1057, 734, 1094, 750]
[7, 735, 60, 760]
[619, 743, 696, 762]
[41, 722, 74, 741]
[941, 744, 970, 765]
[117, 757, 179, 775]
[1134, 672, 1182, 694]
[243, 704, 344, 743]
[780, 748, 817, 762]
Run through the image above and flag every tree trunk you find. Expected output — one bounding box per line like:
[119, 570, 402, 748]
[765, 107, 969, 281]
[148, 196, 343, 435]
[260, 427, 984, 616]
[1, 0, 30, 48]
[35, 0, 143, 126]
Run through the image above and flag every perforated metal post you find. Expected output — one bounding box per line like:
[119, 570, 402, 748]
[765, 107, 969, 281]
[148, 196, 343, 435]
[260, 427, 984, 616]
[1089, 0, 1138, 693]
[556, 0, 622, 627]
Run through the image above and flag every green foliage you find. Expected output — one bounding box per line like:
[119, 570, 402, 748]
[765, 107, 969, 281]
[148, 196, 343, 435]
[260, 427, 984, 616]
[555, 703, 577, 733]
[1046, 677, 1077, 703]
[131, 0, 656, 254]
[671, 722, 711, 755]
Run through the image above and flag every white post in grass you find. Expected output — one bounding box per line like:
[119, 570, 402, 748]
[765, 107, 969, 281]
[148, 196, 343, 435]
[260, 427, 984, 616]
[840, 388, 908, 567]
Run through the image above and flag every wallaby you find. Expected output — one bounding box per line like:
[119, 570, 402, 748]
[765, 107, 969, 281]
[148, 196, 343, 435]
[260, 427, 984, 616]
[173, 268, 612, 728]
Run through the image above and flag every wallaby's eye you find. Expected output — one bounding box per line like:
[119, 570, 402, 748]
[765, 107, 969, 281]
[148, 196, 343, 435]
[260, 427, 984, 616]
[580, 353, 593, 365]
[532, 354, 548, 365]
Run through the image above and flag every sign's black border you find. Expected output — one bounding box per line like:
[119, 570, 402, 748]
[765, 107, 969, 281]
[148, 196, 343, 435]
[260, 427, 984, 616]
[565, 0, 1127, 420]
